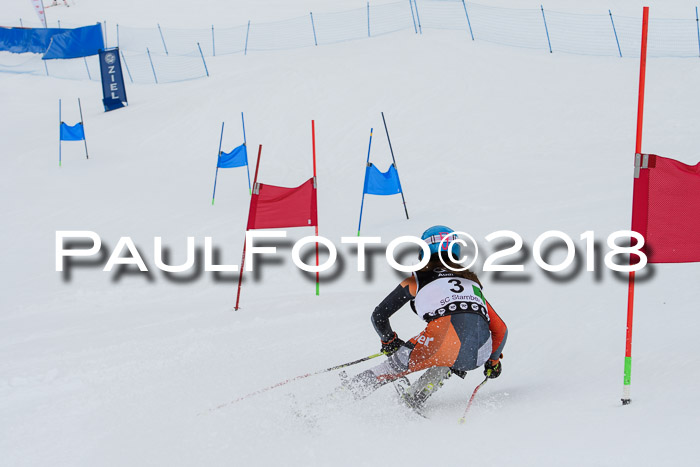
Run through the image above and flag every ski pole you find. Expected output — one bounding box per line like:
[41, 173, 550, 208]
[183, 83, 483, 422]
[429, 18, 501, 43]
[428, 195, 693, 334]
[458, 371, 490, 424]
[210, 352, 385, 411]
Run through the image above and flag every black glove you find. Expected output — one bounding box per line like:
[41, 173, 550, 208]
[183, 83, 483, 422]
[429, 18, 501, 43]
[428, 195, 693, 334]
[380, 332, 405, 356]
[484, 354, 503, 379]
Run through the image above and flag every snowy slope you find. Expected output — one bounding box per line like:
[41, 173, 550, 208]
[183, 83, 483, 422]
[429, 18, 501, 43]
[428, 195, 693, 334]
[2, 1, 700, 466]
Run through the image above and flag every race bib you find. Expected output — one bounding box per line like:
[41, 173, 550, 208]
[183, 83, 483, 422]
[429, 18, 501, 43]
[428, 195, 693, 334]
[413, 277, 489, 322]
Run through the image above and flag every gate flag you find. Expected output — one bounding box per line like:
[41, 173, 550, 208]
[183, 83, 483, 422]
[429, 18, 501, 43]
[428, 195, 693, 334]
[356, 122, 408, 236]
[98, 48, 128, 111]
[218, 144, 247, 168]
[60, 122, 85, 140]
[631, 154, 700, 263]
[211, 114, 251, 204]
[58, 98, 89, 166]
[247, 178, 318, 230]
[363, 163, 403, 195]
[234, 121, 320, 310]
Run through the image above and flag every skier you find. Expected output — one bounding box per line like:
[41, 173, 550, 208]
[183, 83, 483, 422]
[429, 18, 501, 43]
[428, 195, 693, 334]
[345, 225, 508, 408]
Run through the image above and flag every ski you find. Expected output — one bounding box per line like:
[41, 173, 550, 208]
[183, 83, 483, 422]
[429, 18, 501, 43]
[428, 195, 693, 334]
[393, 376, 428, 419]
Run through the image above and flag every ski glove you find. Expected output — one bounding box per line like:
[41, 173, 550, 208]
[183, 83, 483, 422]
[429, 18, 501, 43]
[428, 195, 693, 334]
[381, 332, 405, 356]
[484, 355, 503, 379]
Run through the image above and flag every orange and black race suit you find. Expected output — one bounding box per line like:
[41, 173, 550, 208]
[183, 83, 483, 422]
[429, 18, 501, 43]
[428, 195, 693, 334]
[370, 267, 507, 378]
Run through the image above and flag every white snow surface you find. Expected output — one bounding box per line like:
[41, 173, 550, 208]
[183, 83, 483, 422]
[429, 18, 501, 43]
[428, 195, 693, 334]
[2, 1, 700, 466]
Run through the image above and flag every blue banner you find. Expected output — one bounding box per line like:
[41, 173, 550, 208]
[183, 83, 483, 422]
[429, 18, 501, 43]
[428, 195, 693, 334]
[42, 24, 105, 59]
[0, 27, 63, 54]
[98, 48, 128, 112]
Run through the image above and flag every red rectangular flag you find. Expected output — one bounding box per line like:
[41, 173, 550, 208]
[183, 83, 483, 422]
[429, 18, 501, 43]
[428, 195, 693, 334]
[632, 154, 700, 263]
[246, 178, 318, 230]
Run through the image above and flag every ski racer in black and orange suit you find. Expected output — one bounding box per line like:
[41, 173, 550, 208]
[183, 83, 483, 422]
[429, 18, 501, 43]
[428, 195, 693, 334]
[346, 226, 508, 406]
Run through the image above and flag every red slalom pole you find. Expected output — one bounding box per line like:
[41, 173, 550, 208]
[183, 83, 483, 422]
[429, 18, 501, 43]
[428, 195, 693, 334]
[622, 6, 649, 405]
[234, 144, 263, 311]
[312, 120, 319, 296]
[458, 376, 489, 424]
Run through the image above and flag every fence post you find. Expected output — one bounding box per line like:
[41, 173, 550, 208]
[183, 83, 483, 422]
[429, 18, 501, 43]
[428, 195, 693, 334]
[541, 5, 552, 53]
[461, 0, 474, 40]
[367, 2, 371, 38]
[19, 18, 23, 27]
[157, 23, 169, 55]
[58, 20, 61, 29]
[120, 50, 134, 84]
[44, 60, 49, 76]
[198, 42, 210, 77]
[147, 48, 158, 83]
[413, 0, 423, 34]
[409, 0, 417, 34]
[103, 20, 107, 47]
[310, 12, 318, 46]
[609, 10, 622, 57]
[696, 7, 700, 57]
[117, 24, 120, 48]
[244, 20, 250, 55]
[212, 25, 216, 56]
[84, 57, 91, 80]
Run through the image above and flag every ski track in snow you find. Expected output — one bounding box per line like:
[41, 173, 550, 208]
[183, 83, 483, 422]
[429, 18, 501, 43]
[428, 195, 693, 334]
[2, 1, 700, 466]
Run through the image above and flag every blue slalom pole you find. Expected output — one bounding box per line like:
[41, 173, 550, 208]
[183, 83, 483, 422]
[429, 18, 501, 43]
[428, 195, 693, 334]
[541, 5, 552, 53]
[414, 0, 423, 34]
[212, 25, 216, 56]
[381, 112, 409, 220]
[242, 112, 251, 195]
[462, 0, 474, 40]
[212, 122, 225, 205]
[367, 2, 371, 38]
[84, 57, 91, 80]
[197, 42, 209, 77]
[147, 48, 158, 83]
[610, 10, 622, 57]
[696, 7, 700, 58]
[120, 50, 134, 83]
[59, 99, 62, 167]
[157, 23, 169, 55]
[78, 98, 88, 160]
[357, 128, 373, 236]
[310, 12, 318, 46]
[244, 20, 250, 55]
[409, 0, 417, 34]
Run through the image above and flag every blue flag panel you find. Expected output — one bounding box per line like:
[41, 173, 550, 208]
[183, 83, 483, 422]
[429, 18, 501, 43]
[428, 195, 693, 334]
[363, 163, 402, 195]
[218, 144, 248, 168]
[60, 122, 85, 141]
